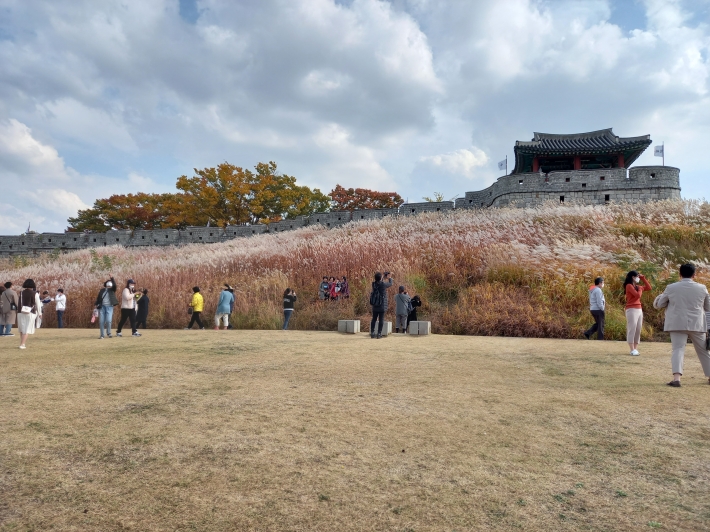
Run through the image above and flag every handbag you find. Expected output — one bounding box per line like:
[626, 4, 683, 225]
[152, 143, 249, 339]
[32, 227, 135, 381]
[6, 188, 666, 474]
[91, 308, 99, 323]
[188, 307, 193, 315]
[20, 290, 35, 314]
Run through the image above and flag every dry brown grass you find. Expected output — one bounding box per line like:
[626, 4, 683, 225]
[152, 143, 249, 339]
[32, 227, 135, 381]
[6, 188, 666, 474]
[1, 329, 710, 531]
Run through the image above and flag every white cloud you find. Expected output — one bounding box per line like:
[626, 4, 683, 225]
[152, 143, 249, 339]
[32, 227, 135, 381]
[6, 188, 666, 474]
[419, 148, 488, 178]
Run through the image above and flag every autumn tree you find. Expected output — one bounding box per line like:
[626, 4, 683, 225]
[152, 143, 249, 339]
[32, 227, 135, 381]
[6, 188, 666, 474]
[422, 192, 445, 202]
[67, 193, 180, 231]
[328, 185, 404, 211]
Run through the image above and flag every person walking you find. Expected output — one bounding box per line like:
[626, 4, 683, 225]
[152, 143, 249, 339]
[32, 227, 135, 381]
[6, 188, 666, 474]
[653, 263, 710, 387]
[584, 277, 606, 340]
[135, 289, 149, 329]
[0, 282, 18, 337]
[214, 285, 234, 330]
[370, 271, 394, 339]
[186, 287, 205, 330]
[226, 285, 235, 329]
[36, 290, 50, 328]
[16, 279, 41, 349]
[95, 277, 118, 339]
[55, 288, 66, 328]
[407, 294, 422, 330]
[394, 286, 411, 334]
[283, 288, 297, 330]
[116, 279, 140, 337]
[624, 270, 652, 356]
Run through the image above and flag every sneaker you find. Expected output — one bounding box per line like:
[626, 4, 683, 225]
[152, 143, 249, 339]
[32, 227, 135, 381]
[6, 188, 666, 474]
[199, 327, 205, 330]
[631, 350, 640, 356]
[376, 334, 382, 339]
[132, 332, 141, 337]
[184, 327, 191, 330]
[116, 332, 122, 337]
[99, 336, 104, 339]
[583, 332, 590, 340]
[370, 333, 375, 338]
[667, 380, 681, 387]
[19, 345, 26, 349]
[107, 334, 113, 338]
[5, 333, 14, 337]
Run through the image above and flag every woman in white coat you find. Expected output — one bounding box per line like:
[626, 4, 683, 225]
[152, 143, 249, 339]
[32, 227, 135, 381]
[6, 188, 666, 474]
[17, 278, 42, 349]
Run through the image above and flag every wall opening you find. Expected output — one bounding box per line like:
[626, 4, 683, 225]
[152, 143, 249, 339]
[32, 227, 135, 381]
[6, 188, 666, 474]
[650, 173, 656, 178]
[605, 194, 610, 202]
[565, 177, 570, 182]
[559, 196, 565, 203]
[600, 176, 605, 181]
[518, 180, 523, 185]
[582, 183, 587, 188]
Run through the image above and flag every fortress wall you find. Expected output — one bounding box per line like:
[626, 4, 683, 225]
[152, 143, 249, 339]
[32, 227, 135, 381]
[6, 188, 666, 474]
[0, 166, 682, 256]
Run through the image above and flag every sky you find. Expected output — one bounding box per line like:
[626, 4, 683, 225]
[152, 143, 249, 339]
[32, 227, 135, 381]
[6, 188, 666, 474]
[0, 0, 709, 233]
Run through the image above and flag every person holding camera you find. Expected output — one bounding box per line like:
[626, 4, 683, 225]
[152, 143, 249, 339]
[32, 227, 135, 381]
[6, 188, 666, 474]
[370, 271, 393, 339]
[283, 288, 297, 330]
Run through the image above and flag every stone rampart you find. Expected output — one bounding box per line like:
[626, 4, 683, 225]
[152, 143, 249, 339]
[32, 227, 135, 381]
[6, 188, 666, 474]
[0, 165, 681, 256]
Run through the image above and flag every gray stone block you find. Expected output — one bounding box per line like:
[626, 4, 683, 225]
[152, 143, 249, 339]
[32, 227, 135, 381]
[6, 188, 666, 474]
[408, 321, 431, 335]
[338, 320, 360, 334]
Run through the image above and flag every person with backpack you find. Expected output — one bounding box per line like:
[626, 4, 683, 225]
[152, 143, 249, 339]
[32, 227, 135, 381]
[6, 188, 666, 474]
[370, 271, 394, 339]
[17, 278, 41, 349]
[94, 276, 118, 339]
[185, 287, 205, 330]
[407, 294, 422, 330]
[394, 286, 412, 334]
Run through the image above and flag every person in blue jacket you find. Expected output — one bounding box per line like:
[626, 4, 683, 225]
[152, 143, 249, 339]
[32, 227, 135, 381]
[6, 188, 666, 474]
[214, 284, 234, 330]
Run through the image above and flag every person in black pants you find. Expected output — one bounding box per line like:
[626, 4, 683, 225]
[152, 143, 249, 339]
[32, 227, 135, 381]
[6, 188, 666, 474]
[135, 289, 149, 329]
[370, 271, 394, 338]
[116, 279, 140, 337]
[407, 294, 422, 330]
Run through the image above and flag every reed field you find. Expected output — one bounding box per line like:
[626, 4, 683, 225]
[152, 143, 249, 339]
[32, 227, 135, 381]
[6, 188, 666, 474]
[1, 329, 710, 531]
[1, 200, 710, 340]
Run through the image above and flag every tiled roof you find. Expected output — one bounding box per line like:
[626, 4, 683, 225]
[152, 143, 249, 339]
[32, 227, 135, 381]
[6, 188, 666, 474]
[515, 128, 651, 153]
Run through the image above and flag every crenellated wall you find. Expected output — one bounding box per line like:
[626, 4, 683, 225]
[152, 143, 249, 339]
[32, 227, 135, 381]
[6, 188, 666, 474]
[0, 165, 681, 256]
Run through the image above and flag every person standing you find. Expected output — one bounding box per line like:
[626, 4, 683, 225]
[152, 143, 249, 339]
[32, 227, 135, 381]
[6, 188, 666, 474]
[55, 288, 66, 328]
[584, 277, 606, 340]
[95, 277, 118, 339]
[340, 276, 350, 299]
[36, 290, 51, 328]
[370, 271, 394, 339]
[135, 289, 149, 329]
[407, 294, 422, 330]
[116, 279, 140, 337]
[624, 270, 652, 356]
[653, 263, 710, 387]
[186, 287, 205, 330]
[318, 277, 329, 300]
[226, 285, 235, 329]
[214, 285, 234, 330]
[283, 288, 297, 330]
[394, 286, 411, 334]
[17, 279, 41, 349]
[0, 282, 18, 337]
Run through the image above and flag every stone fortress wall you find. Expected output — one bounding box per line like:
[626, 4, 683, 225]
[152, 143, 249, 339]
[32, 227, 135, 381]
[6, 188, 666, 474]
[0, 165, 680, 256]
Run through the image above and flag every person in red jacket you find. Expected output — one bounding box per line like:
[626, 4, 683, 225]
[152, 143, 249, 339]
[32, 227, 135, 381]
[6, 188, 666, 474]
[624, 270, 652, 356]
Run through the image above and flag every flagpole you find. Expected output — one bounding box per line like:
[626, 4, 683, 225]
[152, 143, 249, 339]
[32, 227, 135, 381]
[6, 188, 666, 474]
[663, 141, 664, 167]
[506, 155, 508, 176]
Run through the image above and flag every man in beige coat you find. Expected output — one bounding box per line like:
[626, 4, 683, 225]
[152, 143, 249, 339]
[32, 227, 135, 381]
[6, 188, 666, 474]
[653, 263, 710, 387]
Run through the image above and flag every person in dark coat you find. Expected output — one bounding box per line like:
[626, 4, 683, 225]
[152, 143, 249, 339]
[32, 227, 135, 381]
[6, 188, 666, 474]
[136, 289, 150, 329]
[370, 271, 394, 339]
[407, 294, 422, 329]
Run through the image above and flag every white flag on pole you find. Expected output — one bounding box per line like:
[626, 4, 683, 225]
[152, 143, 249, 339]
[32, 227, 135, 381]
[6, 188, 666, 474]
[497, 159, 506, 171]
[654, 145, 664, 157]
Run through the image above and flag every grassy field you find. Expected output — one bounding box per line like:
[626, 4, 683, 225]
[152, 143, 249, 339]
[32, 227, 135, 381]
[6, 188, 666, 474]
[1, 330, 709, 531]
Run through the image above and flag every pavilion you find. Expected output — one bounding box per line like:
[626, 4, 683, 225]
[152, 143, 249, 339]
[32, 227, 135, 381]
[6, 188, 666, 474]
[512, 128, 652, 174]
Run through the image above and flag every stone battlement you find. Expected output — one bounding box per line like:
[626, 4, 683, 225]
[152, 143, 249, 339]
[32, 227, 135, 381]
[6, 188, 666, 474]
[0, 166, 680, 256]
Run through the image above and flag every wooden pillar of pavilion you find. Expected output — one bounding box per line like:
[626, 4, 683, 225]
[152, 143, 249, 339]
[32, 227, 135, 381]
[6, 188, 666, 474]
[573, 156, 582, 170]
[532, 157, 539, 172]
[617, 153, 625, 168]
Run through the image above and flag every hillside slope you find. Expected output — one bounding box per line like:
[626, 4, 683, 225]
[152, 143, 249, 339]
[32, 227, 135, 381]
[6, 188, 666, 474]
[2, 200, 709, 339]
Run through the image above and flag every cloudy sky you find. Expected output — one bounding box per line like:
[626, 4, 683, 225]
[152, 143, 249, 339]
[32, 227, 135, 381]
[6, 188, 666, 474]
[0, 0, 709, 233]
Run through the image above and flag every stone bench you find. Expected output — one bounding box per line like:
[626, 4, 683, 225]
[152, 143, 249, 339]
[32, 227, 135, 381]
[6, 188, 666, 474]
[338, 320, 361, 334]
[408, 321, 431, 335]
[362, 321, 392, 336]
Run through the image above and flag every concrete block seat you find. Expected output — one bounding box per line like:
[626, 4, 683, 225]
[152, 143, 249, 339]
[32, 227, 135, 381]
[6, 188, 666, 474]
[408, 321, 431, 335]
[338, 320, 361, 334]
[362, 320, 392, 337]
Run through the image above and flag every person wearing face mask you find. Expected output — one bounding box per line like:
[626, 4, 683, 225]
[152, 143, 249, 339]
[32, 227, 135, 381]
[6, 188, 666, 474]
[624, 270, 652, 356]
[116, 279, 141, 337]
[584, 277, 606, 340]
[94, 276, 118, 339]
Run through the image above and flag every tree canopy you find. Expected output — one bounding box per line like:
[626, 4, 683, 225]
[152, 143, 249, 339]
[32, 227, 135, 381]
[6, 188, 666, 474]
[68, 162, 332, 231]
[328, 185, 403, 211]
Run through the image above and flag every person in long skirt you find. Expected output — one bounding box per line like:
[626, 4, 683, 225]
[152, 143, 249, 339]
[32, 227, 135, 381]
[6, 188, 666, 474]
[17, 279, 42, 349]
[624, 270, 652, 356]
